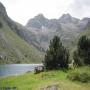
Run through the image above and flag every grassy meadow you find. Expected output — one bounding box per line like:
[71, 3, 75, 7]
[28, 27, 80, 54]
[0, 66, 90, 90]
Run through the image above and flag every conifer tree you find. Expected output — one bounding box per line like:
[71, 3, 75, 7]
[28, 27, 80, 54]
[43, 36, 69, 70]
[73, 35, 90, 66]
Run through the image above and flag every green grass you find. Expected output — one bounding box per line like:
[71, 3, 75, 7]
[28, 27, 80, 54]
[0, 66, 90, 90]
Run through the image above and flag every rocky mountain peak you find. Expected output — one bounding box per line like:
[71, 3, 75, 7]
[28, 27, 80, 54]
[59, 13, 72, 22]
[34, 13, 45, 19]
[85, 20, 90, 29]
[60, 13, 71, 19]
[82, 17, 90, 23]
[0, 2, 7, 16]
[26, 13, 49, 29]
[59, 13, 79, 24]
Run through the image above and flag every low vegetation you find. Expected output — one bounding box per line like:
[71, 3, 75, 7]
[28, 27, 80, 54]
[0, 67, 90, 90]
[67, 67, 90, 83]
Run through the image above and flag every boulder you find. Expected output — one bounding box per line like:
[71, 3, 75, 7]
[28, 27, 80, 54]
[34, 66, 44, 74]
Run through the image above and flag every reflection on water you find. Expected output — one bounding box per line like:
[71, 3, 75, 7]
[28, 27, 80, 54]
[0, 64, 42, 76]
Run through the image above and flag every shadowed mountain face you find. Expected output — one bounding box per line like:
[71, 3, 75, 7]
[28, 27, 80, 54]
[0, 2, 43, 64]
[25, 13, 90, 51]
[0, 2, 7, 17]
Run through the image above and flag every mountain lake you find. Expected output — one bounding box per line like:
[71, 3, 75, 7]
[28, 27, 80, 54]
[0, 64, 42, 77]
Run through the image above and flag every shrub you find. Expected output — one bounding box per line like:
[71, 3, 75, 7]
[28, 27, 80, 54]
[34, 66, 44, 74]
[67, 71, 90, 83]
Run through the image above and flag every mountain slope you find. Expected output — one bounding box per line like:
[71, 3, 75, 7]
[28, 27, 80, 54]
[80, 21, 90, 38]
[25, 14, 90, 51]
[0, 2, 43, 64]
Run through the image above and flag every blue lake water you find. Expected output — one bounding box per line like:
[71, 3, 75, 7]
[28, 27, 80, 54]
[0, 64, 42, 77]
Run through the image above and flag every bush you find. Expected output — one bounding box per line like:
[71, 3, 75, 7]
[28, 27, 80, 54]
[67, 71, 90, 83]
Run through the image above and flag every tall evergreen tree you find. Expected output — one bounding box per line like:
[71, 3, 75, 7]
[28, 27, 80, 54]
[43, 36, 69, 70]
[73, 35, 90, 66]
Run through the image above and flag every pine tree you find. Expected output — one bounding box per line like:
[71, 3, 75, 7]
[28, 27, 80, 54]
[43, 36, 69, 70]
[73, 35, 90, 66]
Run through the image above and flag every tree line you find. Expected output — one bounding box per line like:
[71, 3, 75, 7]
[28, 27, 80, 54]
[43, 35, 90, 70]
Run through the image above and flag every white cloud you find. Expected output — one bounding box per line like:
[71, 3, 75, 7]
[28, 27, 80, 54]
[69, 0, 90, 19]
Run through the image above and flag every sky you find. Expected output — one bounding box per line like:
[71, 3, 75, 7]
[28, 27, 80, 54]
[0, 0, 90, 25]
